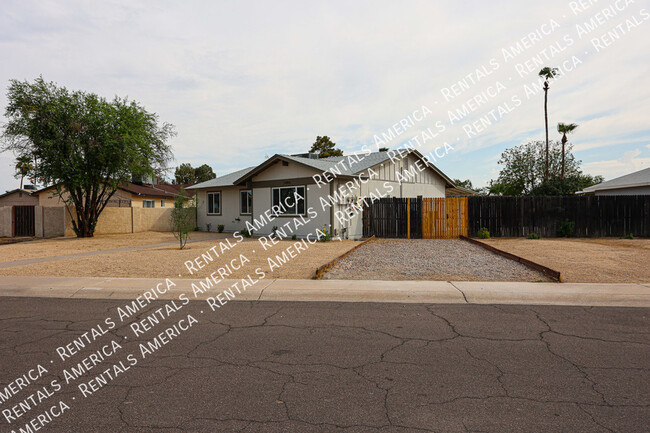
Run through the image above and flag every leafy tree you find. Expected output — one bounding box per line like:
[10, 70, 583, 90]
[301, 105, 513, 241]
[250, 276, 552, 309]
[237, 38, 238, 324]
[538, 67, 559, 181]
[174, 163, 195, 184]
[14, 155, 33, 189]
[1, 77, 174, 237]
[194, 164, 216, 182]
[557, 122, 578, 179]
[310, 136, 343, 158]
[530, 174, 603, 196]
[378, 147, 389, 152]
[174, 163, 215, 184]
[489, 140, 597, 196]
[170, 187, 196, 249]
[453, 179, 480, 192]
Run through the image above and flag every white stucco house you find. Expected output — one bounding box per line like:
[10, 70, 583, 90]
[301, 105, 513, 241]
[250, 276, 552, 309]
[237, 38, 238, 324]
[187, 150, 457, 240]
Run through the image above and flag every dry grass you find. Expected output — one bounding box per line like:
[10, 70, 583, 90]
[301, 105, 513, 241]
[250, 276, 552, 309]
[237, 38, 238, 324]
[0, 236, 358, 279]
[0, 231, 221, 263]
[482, 238, 650, 283]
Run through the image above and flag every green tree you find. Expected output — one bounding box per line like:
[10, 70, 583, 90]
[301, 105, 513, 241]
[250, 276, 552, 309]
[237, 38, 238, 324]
[378, 147, 389, 152]
[453, 179, 480, 192]
[1, 77, 174, 237]
[530, 174, 603, 196]
[538, 67, 559, 181]
[490, 140, 593, 196]
[174, 163, 195, 184]
[14, 155, 34, 189]
[310, 136, 343, 158]
[194, 164, 216, 182]
[170, 187, 196, 249]
[557, 122, 578, 179]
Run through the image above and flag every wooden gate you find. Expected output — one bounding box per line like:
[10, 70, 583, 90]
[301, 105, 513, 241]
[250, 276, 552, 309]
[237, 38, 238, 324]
[13, 205, 35, 237]
[421, 197, 468, 239]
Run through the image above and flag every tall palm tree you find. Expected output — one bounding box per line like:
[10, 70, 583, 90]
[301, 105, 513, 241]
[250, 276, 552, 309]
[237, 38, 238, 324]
[538, 67, 559, 181]
[14, 155, 33, 189]
[557, 122, 578, 179]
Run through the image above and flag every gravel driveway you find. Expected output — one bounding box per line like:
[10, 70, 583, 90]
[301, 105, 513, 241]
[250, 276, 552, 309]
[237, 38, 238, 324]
[323, 239, 550, 281]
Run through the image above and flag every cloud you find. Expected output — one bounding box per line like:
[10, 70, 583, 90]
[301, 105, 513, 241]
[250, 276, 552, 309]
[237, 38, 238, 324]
[583, 149, 650, 180]
[0, 0, 649, 192]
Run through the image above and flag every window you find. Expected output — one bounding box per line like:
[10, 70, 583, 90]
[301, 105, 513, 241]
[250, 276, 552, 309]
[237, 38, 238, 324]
[240, 190, 252, 215]
[143, 200, 155, 208]
[207, 192, 221, 215]
[161, 200, 165, 208]
[272, 186, 305, 216]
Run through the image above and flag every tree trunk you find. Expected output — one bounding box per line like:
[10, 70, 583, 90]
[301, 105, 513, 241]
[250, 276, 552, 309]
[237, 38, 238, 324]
[543, 82, 549, 182]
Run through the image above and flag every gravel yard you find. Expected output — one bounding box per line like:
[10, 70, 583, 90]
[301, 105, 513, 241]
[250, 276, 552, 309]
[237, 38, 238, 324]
[482, 238, 650, 283]
[323, 239, 550, 281]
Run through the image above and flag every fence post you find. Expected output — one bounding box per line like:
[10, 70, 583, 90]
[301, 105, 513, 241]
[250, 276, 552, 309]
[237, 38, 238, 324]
[407, 198, 411, 239]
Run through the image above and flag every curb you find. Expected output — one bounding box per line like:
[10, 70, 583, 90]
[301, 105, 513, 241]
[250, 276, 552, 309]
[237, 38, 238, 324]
[460, 235, 562, 282]
[313, 236, 376, 279]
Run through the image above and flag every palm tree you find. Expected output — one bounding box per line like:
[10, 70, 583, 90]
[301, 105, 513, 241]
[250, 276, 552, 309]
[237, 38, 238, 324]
[557, 122, 578, 179]
[14, 155, 34, 189]
[538, 67, 559, 181]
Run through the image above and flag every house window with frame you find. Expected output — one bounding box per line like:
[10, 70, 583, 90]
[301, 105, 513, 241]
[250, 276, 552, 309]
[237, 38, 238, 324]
[271, 186, 305, 216]
[207, 192, 221, 215]
[161, 200, 165, 208]
[240, 190, 252, 215]
[142, 200, 155, 208]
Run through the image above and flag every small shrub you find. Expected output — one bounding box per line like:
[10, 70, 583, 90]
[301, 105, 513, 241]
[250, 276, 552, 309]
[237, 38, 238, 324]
[241, 229, 252, 238]
[217, 224, 224, 233]
[319, 227, 332, 242]
[272, 226, 278, 236]
[527, 233, 541, 239]
[291, 234, 297, 240]
[477, 227, 490, 239]
[556, 220, 575, 237]
[624, 233, 634, 239]
[206, 223, 212, 232]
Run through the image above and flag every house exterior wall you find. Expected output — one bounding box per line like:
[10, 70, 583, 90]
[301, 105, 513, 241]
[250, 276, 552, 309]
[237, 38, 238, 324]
[196, 187, 250, 233]
[594, 186, 650, 196]
[252, 160, 317, 181]
[0, 206, 11, 237]
[0, 191, 39, 207]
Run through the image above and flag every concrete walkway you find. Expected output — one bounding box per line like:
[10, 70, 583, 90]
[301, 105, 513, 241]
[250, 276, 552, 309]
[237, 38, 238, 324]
[0, 276, 648, 307]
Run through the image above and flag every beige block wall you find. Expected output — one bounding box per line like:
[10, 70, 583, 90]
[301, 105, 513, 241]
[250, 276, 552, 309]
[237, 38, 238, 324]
[0, 207, 12, 237]
[64, 207, 184, 236]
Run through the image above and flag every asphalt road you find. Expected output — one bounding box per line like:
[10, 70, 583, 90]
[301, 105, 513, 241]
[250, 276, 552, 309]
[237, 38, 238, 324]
[0, 297, 648, 433]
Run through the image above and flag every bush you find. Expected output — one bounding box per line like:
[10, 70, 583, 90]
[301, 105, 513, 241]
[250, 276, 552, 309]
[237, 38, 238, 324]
[319, 227, 332, 242]
[527, 233, 541, 239]
[241, 229, 252, 238]
[217, 224, 224, 233]
[291, 234, 297, 240]
[477, 227, 490, 239]
[624, 233, 634, 239]
[206, 223, 211, 232]
[170, 188, 196, 249]
[556, 220, 575, 237]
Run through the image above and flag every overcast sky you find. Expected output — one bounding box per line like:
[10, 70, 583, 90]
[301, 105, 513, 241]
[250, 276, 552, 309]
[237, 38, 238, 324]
[1, 0, 648, 192]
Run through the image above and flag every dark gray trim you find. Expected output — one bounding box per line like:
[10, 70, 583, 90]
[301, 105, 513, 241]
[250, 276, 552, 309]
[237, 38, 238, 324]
[270, 185, 307, 217]
[239, 189, 252, 215]
[206, 190, 222, 216]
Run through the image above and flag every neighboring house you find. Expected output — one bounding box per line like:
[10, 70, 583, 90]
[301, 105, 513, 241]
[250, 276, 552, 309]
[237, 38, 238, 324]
[445, 185, 479, 197]
[187, 150, 457, 240]
[579, 167, 650, 196]
[0, 188, 39, 207]
[35, 181, 195, 208]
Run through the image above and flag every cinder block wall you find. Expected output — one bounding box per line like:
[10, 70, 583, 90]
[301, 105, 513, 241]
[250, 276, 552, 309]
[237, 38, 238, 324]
[0, 207, 12, 237]
[63, 207, 184, 236]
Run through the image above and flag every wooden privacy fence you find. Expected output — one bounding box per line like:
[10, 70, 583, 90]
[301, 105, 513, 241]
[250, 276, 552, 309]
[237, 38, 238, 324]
[468, 195, 650, 237]
[362, 197, 468, 239]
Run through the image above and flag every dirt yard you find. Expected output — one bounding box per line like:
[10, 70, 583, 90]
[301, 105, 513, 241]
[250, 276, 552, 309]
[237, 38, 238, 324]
[0, 231, 223, 263]
[323, 239, 550, 281]
[0, 232, 358, 279]
[481, 238, 650, 283]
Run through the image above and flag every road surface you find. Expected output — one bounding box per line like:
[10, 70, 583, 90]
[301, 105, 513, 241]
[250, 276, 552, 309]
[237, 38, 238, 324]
[0, 297, 647, 432]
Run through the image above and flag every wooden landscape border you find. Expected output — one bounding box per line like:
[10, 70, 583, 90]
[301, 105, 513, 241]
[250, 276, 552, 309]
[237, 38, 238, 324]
[460, 235, 562, 282]
[313, 236, 376, 279]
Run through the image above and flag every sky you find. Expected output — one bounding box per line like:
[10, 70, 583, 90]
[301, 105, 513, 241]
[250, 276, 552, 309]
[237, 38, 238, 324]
[0, 0, 649, 192]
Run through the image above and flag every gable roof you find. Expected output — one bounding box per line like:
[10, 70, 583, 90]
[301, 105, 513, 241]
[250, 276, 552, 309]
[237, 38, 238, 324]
[0, 188, 35, 200]
[581, 167, 650, 193]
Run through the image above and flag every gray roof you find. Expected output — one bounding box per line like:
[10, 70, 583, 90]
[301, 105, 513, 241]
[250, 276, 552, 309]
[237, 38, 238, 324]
[186, 166, 256, 189]
[582, 167, 650, 193]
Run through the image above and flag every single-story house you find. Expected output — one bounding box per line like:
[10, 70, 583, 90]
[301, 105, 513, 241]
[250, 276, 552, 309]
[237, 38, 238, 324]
[578, 167, 650, 196]
[0, 188, 39, 207]
[187, 150, 458, 240]
[35, 181, 195, 208]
